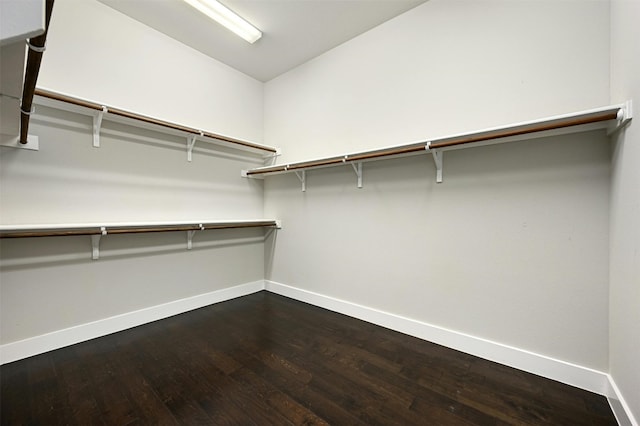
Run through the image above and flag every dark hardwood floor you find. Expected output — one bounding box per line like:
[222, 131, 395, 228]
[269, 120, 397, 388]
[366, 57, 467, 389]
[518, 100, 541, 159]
[1, 291, 616, 425]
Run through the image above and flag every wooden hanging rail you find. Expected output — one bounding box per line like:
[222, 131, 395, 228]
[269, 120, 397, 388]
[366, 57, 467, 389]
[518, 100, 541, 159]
[428, 108, 622, 150]
[0, 220, 280, 239]
[0, 220, 281, 260]
[33, 88, 279, 154]
[242, 102, 632, 185]
[19, 0, 54, 145]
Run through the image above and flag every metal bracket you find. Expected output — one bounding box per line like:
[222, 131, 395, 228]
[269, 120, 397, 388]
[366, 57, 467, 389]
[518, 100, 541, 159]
[432, 151, 443, 183]
[91, 227, 107, 260]
[187, 224, 204, 250]
[187, 132, 202, 162]
[92, 106, 107, 148]
[187, 230, 196, 250]
[294, 170, 306, 192]
[426, 143, 443, 183]
[607, 100, 633, 135]
[351, 162, 363, 189]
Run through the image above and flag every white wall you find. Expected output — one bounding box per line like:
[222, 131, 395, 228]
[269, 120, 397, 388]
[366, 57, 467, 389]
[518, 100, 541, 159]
[610, 0, 640, 422]
[266, 0, 609, 164]
[264, 0, 611, 371]
[0, 0, 265, 346]
[38, 0, 263, 143]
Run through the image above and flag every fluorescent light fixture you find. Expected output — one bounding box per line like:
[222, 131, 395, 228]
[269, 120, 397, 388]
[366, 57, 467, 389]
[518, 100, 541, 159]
[183, 0, 262, 44]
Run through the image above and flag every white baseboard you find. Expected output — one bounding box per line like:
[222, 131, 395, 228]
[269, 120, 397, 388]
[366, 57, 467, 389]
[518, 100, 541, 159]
[265, 280, 611, 397]
[607, 375, 639, 426]
[0, 280, 265, 365]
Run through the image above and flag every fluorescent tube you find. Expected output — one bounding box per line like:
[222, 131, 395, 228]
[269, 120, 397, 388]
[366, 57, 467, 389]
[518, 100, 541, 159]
[183, 0, 262, 44]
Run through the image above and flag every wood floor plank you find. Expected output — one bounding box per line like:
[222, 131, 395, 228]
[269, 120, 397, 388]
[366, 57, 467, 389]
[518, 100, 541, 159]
[52, 355, 102, 424]
[1, 291, 617, 425]
[214, 319, 384, 418]
[229, 366, 329, 426]
[29, 352, 92, 425]
[0, 363, 30, 425]
[92, 340, 180, 425]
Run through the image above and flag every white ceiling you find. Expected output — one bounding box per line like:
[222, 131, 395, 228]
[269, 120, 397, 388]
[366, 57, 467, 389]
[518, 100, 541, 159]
[97, 0, 426, 82]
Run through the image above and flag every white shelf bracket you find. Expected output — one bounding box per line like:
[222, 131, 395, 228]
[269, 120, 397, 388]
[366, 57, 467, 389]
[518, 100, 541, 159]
[187, 230, 195, 250]
[426, 143, 443, 183]
[608, 100, 633, 135]
[351, 162, 363, 189]
[433, 151, 443, 183]
[294, 170, 306, 192]
[187, 223, 204, 250]
[91, 227, 106, 260]
[187, 132, 201, 162]
[187, 224, 204, 250]
[92, 106, 107, 148]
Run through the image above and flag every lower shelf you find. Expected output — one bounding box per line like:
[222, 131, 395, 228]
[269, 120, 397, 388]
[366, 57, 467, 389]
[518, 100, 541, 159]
[0, 219, 282, 259]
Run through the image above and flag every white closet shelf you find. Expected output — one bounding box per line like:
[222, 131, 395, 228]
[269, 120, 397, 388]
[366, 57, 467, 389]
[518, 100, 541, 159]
[242, 102, 632, 187]
[30, 88, 281, 159]
[0, 219, 282, 235]
[0, 219, 282, 260]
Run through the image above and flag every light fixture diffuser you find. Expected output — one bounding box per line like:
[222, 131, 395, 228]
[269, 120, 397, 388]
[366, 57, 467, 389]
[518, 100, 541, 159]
[183, 0, 262, 44]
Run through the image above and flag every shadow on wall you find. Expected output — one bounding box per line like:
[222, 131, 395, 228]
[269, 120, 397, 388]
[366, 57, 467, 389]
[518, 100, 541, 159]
[264, 225, 278, 279]
[264, 131, 611, 207]
[28, 105, 267, 166]
[0, 227, 270, 271]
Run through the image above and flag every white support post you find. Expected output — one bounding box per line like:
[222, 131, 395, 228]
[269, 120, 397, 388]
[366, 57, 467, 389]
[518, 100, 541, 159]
[187, 230, 196, 250]
[426, 142, 443, 183]
[294, 170, 306, 192]
[187, 224, 204, 250]
[91, 227, 106, 260]
[607, 100, 633, 135]
[187, 133, 199, 162]
[91, 235, 101, 260]
[432, 150, 443, 183]
[92, 106, 106, 148]
[351, 162, 363, 189]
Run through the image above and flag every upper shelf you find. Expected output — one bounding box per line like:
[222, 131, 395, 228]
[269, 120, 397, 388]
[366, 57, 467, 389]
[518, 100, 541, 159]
[242, 102, 632, 185]
[29, 88, 280, 158]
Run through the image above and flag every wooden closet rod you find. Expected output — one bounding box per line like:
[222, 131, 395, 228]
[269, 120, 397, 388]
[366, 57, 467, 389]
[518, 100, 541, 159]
[201, 221, 277, 230]
[106, 222, 279, 235]
[287, 157, 347, 171]
[245, 104, 625, 177]
[19, 0, 54, 144]
[33, 88, 278, 153]
[0, 221, 279, 239]
[345, 144, 427, 162]
[0, 229, 103, 239]
[429, 108, 620, 150]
